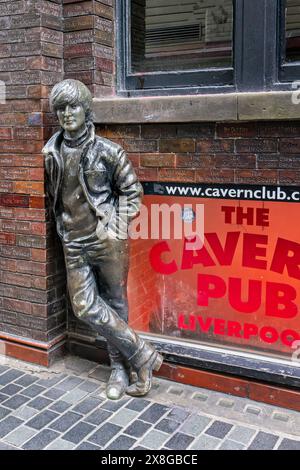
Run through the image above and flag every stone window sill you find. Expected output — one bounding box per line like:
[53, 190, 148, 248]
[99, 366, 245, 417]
[93, 91, 300, 124]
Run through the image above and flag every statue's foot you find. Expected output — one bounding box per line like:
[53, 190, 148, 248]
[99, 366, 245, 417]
[126, 352, 163, 397]
[106, 364, 129, 400]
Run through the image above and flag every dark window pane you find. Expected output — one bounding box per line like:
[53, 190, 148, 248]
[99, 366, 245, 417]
[285, 0, 300, 62]
[130, 0, 234, 73]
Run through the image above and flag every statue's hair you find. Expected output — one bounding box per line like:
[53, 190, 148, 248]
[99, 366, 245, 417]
[49, 79, 93, 123]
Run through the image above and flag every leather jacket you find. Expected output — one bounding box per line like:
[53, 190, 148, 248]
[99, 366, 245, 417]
[42, 123, 143, 240]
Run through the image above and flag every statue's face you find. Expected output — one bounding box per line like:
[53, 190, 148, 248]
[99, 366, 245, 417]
[56, 103, 86, 132]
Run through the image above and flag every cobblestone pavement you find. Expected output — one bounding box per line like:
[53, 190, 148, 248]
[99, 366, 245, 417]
[0, 355, 299, 451]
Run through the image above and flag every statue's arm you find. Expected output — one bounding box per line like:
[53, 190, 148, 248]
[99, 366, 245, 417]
[112, 148, 144, 223]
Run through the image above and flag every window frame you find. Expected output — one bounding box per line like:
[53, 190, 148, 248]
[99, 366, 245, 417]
[279, 0, 300, 82]
[116, 0, 293, 97]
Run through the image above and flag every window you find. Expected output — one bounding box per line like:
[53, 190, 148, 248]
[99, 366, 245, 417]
[280, 0, 300, 81]
[117, 1, 296, 96]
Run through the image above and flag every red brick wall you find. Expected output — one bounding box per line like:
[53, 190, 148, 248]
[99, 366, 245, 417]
[97, 122, 300, 186]
[0, 0, 65, 365]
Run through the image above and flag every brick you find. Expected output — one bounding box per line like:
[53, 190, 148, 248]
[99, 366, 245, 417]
[160, 139, 195, 153]
[0, 128, 12, 140]
[177, 123, 215, 138]
[64, 15, 94, 32]
[279, 138, 300, 153]
[279, 170, 300, 184]
[236, 138, 278, 153]
[123, 140, 157, 153]
[0, 245, 31, 260]
[195, 169, 234, 183]
[141, 154, 175, 167]
[214, 154, 256, 168]
[14, 182, 44, 196]
[64, 43, 93, 59]
[0, 194, 29, 207]
[0, 155, 43, 168]
[196, 139, 234, 153]
[216, 123, 257, 138]
[235, 169, 278, 184]
[259, 121, 300, 137]
[176, 154, 214, 168]
[141, 124, 177, 139]
[0, 233, 16, 245]
[159, 169, 195, 182]
[104, 124, 140, 139]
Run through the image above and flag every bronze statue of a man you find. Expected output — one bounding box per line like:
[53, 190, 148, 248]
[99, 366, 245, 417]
[43, 79, 162, 400]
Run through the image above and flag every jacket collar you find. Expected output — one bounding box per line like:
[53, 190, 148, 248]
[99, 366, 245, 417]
[42, 122, 96, 157]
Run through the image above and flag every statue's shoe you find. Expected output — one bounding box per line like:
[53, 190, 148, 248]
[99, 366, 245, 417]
[126, 352, 163, 397]
[106, 364, 129, 400]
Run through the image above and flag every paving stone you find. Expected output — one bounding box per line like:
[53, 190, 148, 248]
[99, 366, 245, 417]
[124, 419, 152, 438]
[78, 380, 101, 393]
[0, 416, 23, 438]
[190, 434, 221, 450]
[106, 435, 136, 450]
[228, 426, 257, 445]
[0, 384, 23, 396]
[0, 369, 24, 386]
[180, 415, 212, 436]
[64, 357, 97, 375]
[167, 407, 190, 423]
[46, 438, 76, 450]
[0, 365, 9, 375]
[84, 408, 112, 426]
[126, 398, 151, 412]
[0, 442, 19, 450]
[2, 394, 31, 410]
[27, 397, 53, 411]
[155, 418, 180, 434]
[278, 438, 300, 450]
[100, 398, 129, 412]
[165, 432, 195, 450]
[14, 375, 38, 388]
[20, 384, 46, 398]
[56, 376, 84, 392]
[37, 375, 66, 388]
[62, 388, 89, 404]
[140, 430, 169, 449]
[248, 431, 279, 450]
[63, 422, 95, 444]
[0, 404, 15, 419]
[205, 420, 233, 439]
[139, 404, 170, 424]
[72, 397, 102, 415]
[76, 442, 102, 450]
[49, 411, 82, 433]
[23, 429, 60, 450]
[219, 439, 246, 450]
[88, 423, 122, 447]
[43, 388, 66, 400]
[133, 446, 149, 450]
[4, 425, 37, 447]
[12, 405, 38, 421]
[88, 366, 111, 383]
[109, 408, 139, 426]
[0, 393, 9, 403]
[49, 401, 71, 414]
[26, 410, 60, 430]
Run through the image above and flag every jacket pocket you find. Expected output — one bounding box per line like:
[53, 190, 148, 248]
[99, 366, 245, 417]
[84, 169, 107, 193]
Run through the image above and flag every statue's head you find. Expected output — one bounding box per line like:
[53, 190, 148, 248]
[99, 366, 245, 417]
[49, 79, 93, 133]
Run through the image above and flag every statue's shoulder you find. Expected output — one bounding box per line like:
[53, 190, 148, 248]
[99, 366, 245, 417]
[42, 130, 62, 156]
[94, 134, 123, 157]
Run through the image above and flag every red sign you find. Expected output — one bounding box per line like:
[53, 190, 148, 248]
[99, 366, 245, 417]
[128, 182, 300, 359]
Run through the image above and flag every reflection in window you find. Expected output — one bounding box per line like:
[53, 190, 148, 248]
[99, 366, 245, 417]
[285, 0, 300, 62]
[131, 0, 234, 73]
